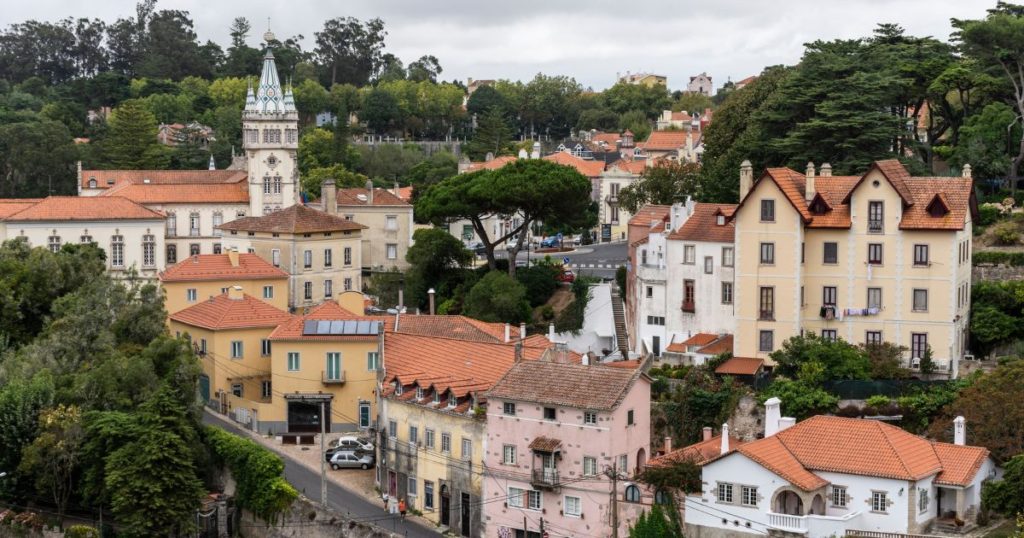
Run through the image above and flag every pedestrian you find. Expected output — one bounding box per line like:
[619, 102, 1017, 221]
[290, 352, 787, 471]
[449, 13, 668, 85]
[390, 496, 399, 516]
[382, 492, 389, 512]
[398, 498, 407, 519]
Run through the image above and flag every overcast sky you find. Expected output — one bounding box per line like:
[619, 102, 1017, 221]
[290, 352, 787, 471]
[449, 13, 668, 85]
[0, 0, 1000, 90]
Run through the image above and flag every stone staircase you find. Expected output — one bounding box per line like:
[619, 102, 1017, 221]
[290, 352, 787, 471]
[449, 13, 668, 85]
[611, 285, 630, 355]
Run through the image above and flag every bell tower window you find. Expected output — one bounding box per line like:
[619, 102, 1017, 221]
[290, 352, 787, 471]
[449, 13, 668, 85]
[273, 176, 282, 194]
[263, 175, 272, 194]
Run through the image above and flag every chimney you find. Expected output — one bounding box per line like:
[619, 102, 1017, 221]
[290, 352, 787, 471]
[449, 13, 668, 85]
[581, 353, 590, 366]
[228, 247, 239, 267]
[365, 180, 374, 204]
[664, 436, 673, 454]
[778, 417, 796, 432]
[519, 322, 527, 341]
[208, 154, 216, 170]
[228, 285, 244, 300]
[518, 148, 528, 159]
[514, 341, 523, 362]
[548, 322, 555, 342]
[739, 160, 753, 200]
[702, 426, 713, 441]
[669, 202, 687, 232]
[428, 288, 436, 315]
[820, 163, 832, 177]
[805, 161, 816, 201]
[398, 288, 404, 309]
[720, 423, 730, 454]
[322, 180, 337, 214]
[764, 396, 782, 437]
[962, 164, 972, 179]
[531, 141, 541, 159]
[393, 181, 399, 196]
[954, 416, 966, 445]
[504, 323, 511, 343]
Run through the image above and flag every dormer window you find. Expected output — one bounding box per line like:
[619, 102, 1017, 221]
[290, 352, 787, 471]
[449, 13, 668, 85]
[395, 382, 403, 395]
[716, 215, 725, 225]
[433, 391, 441, 404]
[926, 194, 949, 217]
[88, 178, 96, 188]
[448, 394, 457, 408]
[416, 387, 424, 400]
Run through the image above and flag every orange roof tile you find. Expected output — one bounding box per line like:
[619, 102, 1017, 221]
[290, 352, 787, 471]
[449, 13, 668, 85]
[899, 177, 975, 230]
[170, 293, 291, 330]
[607, 159, 647, 175]
[219, 204, 367, 234]
[159, 253, 288, 282]
[0, 199, 43, 219]
[649, 434, 747, 467]
[270, 301, 377, 340]
[529, 436, 563, 452]
[698, 335, 734, 356]
[602, 359, 642, 369]
[487, 360, 642, 411]
[396, 186, 414, 202]
[543, 151, 606, 177]
[335, 187, 411, 207]
[714, 356, 762, 376]
[806, 176, 860, 229]
[3, 196, 164, 221]
[932, 442, 989, 486]
[628, 205, 671, 228]
[102, 182, 249, 204]
[738, 435, 830, 491]
[80, 169, 247, 190]
[638, 131, 690, 151]
[668, 203, 736, 243]
[465, 156, 518, 172]
[592, 132, 622, 146]
[393, 315, 525, 344]
[681, 333, 719, 347]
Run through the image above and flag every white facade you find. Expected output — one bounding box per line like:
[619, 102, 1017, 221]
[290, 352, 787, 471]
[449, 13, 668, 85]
[159, 203, 249, 263]
[9, 219, 165, 279]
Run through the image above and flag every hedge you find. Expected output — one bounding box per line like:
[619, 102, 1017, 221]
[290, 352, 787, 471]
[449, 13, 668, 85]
[204, 426, 298, 523]
[973, 251, 1024, 266]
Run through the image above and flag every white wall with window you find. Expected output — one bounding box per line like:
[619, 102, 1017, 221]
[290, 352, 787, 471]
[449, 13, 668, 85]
[8, 219, 165, 279]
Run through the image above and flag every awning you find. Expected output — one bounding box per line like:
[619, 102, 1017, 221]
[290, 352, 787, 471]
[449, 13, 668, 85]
[529, 436, 563, 453]
[714, 357, 764, 376]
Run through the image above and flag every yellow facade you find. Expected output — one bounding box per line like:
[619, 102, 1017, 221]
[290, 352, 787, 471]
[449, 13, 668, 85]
[163, 277, 287, 315]
[168, 322, 275, 404]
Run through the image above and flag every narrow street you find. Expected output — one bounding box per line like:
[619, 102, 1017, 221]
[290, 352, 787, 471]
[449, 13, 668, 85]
[202, 411, 439, 538]
[494, 240, 628, 279]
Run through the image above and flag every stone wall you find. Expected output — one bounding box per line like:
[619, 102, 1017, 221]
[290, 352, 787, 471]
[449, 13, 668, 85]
[238, 495, 404, 538]
[973, 264, 1024, 282]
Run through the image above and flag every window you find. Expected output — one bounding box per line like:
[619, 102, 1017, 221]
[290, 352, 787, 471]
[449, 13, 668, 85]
[543, 407, 556, 421]
[704, 256, 713, 274]
[287, 352, 300, 371]
[261, 339, 272, 357]
[759, 287, 774, 320]
[503, 402, 516, 416]
[913, 289, 928, 312]
[272, 176, 282, 194]
[722, 247, 734, 267]
[344, 247, 352, 266]
[190, 243, 201, 256]
[388, 420, 397, 438]
[303, 250, 312, 269]
[655, 490, 672, 505]
[344, 278, 353, 291]
[166, 245, 177, 265]
[424, 481, 434, 510]
[624, 485, 641, 503]
[326, 352, 342, 381]
[914, 244, 929, 266]
[717, 483, 734, 503]
[425, 429, 435, 449]
[231, 383, 243, 397]
[502, 445, 516, 464]
[760, 199, 775, 222]
[564, 495, 582, 517]
[324, 279, 333, 298]
[821, 329, 837, 341]
[409, 425, 419, 444]
[416, 387, 424, 400]
[263, 285, 274, 299]
[911, 333, 928, 359]
[646, 286, 653, 299]
[271, 249, 281, 267]
[386, 244, 398, 260]
[527, 490, 542, 511]
[683, 280, 695, 311]
[583, 456, 597, 476]
[584, 411, 597, 425]
[189, 213, 200, 236]
[212, 243, 222, 254]
[386, 215, 398, 231]
[683, 245, 696, 264]
[261, 380, 272, 398]
[823, 286, 837, 306]
[867, 287, 882, 310]
[823, 242, 838, 264]
[441, 433, 451, 453]
[142, 235, 155, 267]
[641, 249, 648, 266]
[918, 488, 929, 513]
[741, 486, 758, 507]
[111, 235, 124, 267]
[721, 282, 733, 304]
[231, 341, 243, 359]
[508, 487, 525, 508]
[186, 288, 198, 302]
[627, 409, 635, 425]
[866, 331, 883, 346]
[304, 281, 312, 300]
[406, 476, 418, 498]
[868, 243, 883, 265]
[88, 178, 97, 188]
[831, 486, 848, 508]
[167, 214, 177, 236]
[199, 339, 207, 355]
[211, 212, 223, 237]
[619, 454, 628, 472]
[461, 437, 472, 461]
[868, 201, 884, 232]
[759, 330, 774, 352]
[367, 351, 380, 371]
[759, 242, 775, 264]
[324, 248, 333, 268]
[871, 491, 887, 513]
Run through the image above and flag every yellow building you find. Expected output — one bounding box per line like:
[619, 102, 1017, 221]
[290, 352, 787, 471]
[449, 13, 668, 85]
[732, 159, 976, 376]
[219, 202, 366, 310]
[168, 286, 292, 411]
[619, 72, 667, 88]
[159, 249, 289, 314]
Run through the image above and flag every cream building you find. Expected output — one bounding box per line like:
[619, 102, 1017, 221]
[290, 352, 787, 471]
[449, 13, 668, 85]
[600, 160, 646, 242]
[320, 183, 414, 272]
[732, 160, 976, 376]
[159, 250, 289, 315]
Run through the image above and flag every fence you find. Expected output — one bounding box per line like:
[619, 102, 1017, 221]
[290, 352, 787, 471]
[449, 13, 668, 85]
[822, 379, 949, 399]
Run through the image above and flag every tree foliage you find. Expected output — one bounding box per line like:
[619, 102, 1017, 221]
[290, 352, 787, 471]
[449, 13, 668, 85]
[769, 334, 871, 383]
[463, 271, 531, 323]
[982, 453, 1024, 516]
[98, 100, 168, 169]
[619, 161, 702, 214]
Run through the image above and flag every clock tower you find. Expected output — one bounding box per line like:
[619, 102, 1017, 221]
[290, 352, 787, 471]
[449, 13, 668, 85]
[242, 29, 299, 216]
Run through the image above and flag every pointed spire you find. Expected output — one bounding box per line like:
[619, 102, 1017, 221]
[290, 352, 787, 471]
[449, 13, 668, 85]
[244, 24, 295, 115]
[208, 154, 216, 170]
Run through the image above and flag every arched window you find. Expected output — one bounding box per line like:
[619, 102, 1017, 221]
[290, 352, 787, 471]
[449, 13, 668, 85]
[88, 178, 97, 188]
[655, 489, 672, 505]
[624, 485, 641, 503]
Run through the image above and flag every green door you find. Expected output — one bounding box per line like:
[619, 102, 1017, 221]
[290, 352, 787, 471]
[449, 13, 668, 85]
[198, 374, 210, 403]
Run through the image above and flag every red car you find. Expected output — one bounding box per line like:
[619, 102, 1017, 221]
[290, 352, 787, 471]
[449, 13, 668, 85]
[557, 269, 575, 283]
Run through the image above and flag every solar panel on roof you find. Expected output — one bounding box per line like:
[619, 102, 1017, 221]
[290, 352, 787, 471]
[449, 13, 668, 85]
[301, 319, 381, 336]
[356, 320, 371, 334]
[329, 320, 344, 334]
[302, 320, 318, 335]
[317, 320, 331, 334]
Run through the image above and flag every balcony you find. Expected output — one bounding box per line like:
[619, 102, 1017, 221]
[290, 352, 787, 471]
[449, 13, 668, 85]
[820, 305, 837, 320]
[321, 371, 346, 385]
[767, 510, 863, 536]
[758, 310, 775, 321]
[868, 220, 884, 233]
[531, 468, 559, 489]
[681, 300, 695, 313]
[605, 194, 619, 205]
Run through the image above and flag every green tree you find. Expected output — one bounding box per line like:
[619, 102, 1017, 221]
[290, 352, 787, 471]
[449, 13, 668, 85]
[99, 100, 168, 169]
[629, 504, 678, 538]
[137, 9, 214, 80]
[601, 81, 672, 119]
[18, 404, 84, 522]
[760, 380, 840, 420]
[361, 86, 401, 134]
[769, 334, 871, 383]
[618, 161, 702, 214]
[407, 151, 457, 204]
[466, 85, 508, 118]
[619, 109, 651, 142]
[293, 79, 331, 123]
[301, 164, 369, 198]
[673, 92, 713, 114]
[861, 342, 911, 379]
[952, 102, 1020, 180]
[0, 372, 55, 498]
[314, 17, 387, 86]
[982, 453, 1024, 516]
[403, 228, 473, 310]
[466, 107, 514, 160]
[0, 119, 78, 197]
[222, 17, 261, 77]
[208, 77, 249, 109]
[407, 55, 442, 83]
[463, 271, 530, 323]
[970, 304, 1018, 353]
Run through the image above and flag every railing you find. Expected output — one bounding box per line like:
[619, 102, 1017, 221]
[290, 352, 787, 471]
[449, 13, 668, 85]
[605, 194, 619, 205]
[531, 468, 559, 488]
[681, 300, 695, 313]
[868, 220, 884, 233]
[768, 512, 806, 532]
[759, 310, 774, 321]
[322, 371, 346, 384]
[845, 530, 941, 538]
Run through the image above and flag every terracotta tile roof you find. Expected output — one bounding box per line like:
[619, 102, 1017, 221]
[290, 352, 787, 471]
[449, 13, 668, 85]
[670, 111, 692, 122]
[638, 131, 690, 151]
[592, 132, 622, 146]
[738, 435, 830, 491]
[607, 159, 647, 175]
[486, 360, 642, 411]
[681, 333, 719, 347]
[714, 356, 763, 376]
[170, 293, 291, 330]
[737, 76, 757, 86]
[529, 436, 563, 452]
[668, 203, 736, 243]
[664, 342, 687, 353]
[3, 196, 164, 221]
[159, 253, 288, 282]
[218, 204, 367, 234]
[698, 335, 734, 356]
[806, 176, 860, 229]
[465, 156, 518, 172]
[932, 442, 989, 487]
[649, 434, 747, 467]
[899, 177, 975, 230]
[628, 205, 671, 228]
[0, 199, 43, 219]
[270, 301, 379, 340]
[602, 359, 642, 369]
[396, 186, 413, 202]
[335, 187, 411, 207]
[543, 151, 606, 177]
[393, 315, 524, 344]
[102, 182, 249, 204]
[80, 169, 247, 190]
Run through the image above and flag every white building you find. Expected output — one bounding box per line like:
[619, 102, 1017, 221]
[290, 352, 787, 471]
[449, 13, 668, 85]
[687, 72, 713, 96]
[633, 199, 736, 357]
[684, 399, 997, 538]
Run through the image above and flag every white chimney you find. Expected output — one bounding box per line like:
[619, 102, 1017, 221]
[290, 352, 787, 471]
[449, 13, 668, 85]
[531, 141, 541, 159]
[962, 164, 972, 179]
[685, 195, 696, 217]
[228, 285, 244, 300]
[548, 322, 555, 342]
[954, 416, 966, 445]
[764, 397, 782, 437]
[428, 288, 435, 315]
[669, 202, 687, 232]
[322, 180, 337, 214]
[582, 353, 590, 366]
[664, 436, 673, 454]
[720, 423, 730, 454]
[702, 426, 713, 441]
[504, 323, 511, 343]
[778, 417, 796, 432]
[739, 160, 753, 200]
[366, 180, 374, 204]
[805, 161, 816, 201]
[519, 322, 526, 341]
[820, 163, 832, 177]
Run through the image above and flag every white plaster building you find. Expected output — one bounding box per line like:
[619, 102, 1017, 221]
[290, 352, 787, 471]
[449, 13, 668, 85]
[687, 72, 713, 96]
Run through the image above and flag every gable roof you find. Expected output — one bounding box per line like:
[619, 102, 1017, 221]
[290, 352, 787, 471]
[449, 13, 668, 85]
[80, 169, 247, 190]
[932, 442, 990, 487]
[218, 204, 366, 234]
[465, 156, 518, 172]
[714, 356, 763, 376]
[3, 196, 164, 221]
[169, 293, 291, 330]
[900, 177, 975, 230]
[649, 433, 747, 467]
[680, 333, 719, 347]
[543, 151, 607, 177]
[336, 187, 411, 207]
[842, 159, 914, 205]
[667, 203, 736, 243]
[607, 159, 647, 175]
[486, 360, 643, 411]
[0, 199, 43, 219]
[269, 300, 378, 340]
[102, 181, 249, 204]
[638, 131, 690, 151]
[393, 315, 526, 344]
[628, 204, 671, 228]
[159, 253, 288, 282]
[698, 335, 735, 356]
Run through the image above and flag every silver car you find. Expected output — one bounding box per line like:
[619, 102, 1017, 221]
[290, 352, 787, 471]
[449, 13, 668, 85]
[329, 450, 374, 470]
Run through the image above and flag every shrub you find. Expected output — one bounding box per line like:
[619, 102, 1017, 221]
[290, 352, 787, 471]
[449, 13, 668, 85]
[464, 271, 531, 323]
[865, 395, 891, 409]
[65, 526, 100, 538]
[978, 204, 1001, 226]
[993, 222, 1019, 245]
[204, 426, 298, 523]
[836, 404, 861, 418]
[759, 380, 839, 420]
[973, 251, 1024, 266]
[516, 265, 559, 307]
[540, 304, 555, 321]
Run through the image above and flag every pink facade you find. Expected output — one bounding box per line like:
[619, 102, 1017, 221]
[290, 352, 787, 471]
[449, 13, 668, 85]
[483, 372, 651, 537]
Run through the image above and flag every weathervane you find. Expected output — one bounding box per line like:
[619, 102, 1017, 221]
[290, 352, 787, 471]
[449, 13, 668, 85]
[263, 17, 275, 43]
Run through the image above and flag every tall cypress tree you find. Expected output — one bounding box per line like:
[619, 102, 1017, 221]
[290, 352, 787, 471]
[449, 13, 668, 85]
[100, 101, 169, 169]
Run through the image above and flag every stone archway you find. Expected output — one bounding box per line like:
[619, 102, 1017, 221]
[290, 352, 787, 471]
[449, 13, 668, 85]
[636, 447, 647, 473]
[773, 490, 804, 516]
[809, 494, 826, 515]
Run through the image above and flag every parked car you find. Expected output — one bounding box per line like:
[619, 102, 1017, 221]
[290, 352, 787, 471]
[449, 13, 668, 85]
[467, 242, 487, 256]
[329, 450, 374, 470]
[540, 236, 560, 248]
[557, 269, 576, 283]
[325, 435, 374, 461]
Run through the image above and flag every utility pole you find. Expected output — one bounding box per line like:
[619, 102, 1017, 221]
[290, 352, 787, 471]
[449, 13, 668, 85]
[605, 462, 619, 538]
[320, 400, 328, 506]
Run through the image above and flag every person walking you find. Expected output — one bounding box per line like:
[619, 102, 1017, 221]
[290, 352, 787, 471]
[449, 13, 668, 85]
[382, 492, 389, 513]
[398, 498, 407, 520]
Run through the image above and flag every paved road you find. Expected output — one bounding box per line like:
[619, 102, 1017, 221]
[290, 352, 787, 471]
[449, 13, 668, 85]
[494, 240, 628, 280]
[203, 411, 438, 537]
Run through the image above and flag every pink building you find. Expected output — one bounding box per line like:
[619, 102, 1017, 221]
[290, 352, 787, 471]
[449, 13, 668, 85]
[483, 359, 651, 537]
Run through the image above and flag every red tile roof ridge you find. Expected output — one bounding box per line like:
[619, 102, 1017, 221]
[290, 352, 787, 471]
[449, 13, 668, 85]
[169, 293, 292, 330]
[159, 253, 288, 282]
[3, 196, 165, 221]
